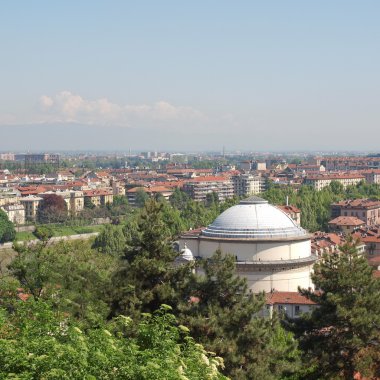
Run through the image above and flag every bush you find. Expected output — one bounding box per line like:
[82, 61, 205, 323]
[34, 225, 54, 241]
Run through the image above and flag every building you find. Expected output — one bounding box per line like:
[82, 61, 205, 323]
[126, 186, 174, 205]
[232, 174, 265, 197]
[20, 195, 43, 221]
[328, 216, 365, 234]
[179, 196, 316, 293]
[24, 153, 60, 170]
[277, 205, 301, 226]
[239, 161, 252, 171]
[83, 189, 113, 207]
[317, 156, 380, 171]
[263, 291, 316, 319]
[182, 176, 234, 202]
[252, 161, 266, 171]
[331, 198, 380, 226]
[0, 153, 15, 161]
[304, 173, 365, 191]
[311, 231, 366, 257]
[1, 203, 25, 225]
[353, 226, 380, 257]
[361, 169, 380, 185]
[40, 190, 84, 216]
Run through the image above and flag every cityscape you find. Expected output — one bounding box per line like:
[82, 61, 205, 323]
[1, 2, 380, 380]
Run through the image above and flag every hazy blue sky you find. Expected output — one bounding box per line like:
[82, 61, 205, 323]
[1, 1, 379, 152]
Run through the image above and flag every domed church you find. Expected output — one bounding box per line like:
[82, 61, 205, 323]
[178, 196, 316, 293]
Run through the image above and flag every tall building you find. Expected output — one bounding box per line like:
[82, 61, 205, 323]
[232, 174, 265, 197]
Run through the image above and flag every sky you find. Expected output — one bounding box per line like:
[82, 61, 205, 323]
[0, 1, 379, 152]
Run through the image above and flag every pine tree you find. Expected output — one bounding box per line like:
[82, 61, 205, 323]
[293, 237, 380, 379]
[179, 250, 301, 380]
[93, 224, 126, 256]
[110, 199, 189, 318]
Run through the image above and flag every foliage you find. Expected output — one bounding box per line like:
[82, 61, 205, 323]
[110, 199, 185, 319]
[93, 224, 126, 256]
[135, 188, 149, 208]
[0, 301, 227, 379]
[169, 187, 191, 210]
[292, 238, 380, 379]
[83, 196, 95, 209]
[37, 194, 68, 224]
[261, 182, 380, 232]
[0, 209, 16, 243]
[33, 225, 54, 241]
[9, 240, 115, 324]
[179, 250, 302, 379]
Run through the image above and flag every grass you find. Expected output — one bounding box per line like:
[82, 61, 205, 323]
[14, 224, 104, 241]
[48, 224, 103, 237]
[15, 231, 36, 241]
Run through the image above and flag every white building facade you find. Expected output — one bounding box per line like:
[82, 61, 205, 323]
[179, 196, 316, 293]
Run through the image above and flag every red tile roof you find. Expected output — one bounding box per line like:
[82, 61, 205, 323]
[328, 216, 365, 226]
[266, 291, 316, 305]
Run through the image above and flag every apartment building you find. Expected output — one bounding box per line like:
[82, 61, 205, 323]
[232, 174, 265, 197]
[331, 198, 380, 226]
[126, 186, 174, 205]
[304, 173, 365, 191]
[277, 205, 301, 226]
[182, 176, 234, 202]
[20, 195, 43, 221]
[1, 203, 25, 225]
[361, 169, 380, 185]
[317, 157, 380, 171]
[83, 189, 113, 207]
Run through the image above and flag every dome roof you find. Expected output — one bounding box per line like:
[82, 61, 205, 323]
[179, 244, 194, 261]
[202, 196, 307, 239]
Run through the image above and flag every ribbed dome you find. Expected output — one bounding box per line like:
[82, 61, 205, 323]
[202, 196, 307, 239]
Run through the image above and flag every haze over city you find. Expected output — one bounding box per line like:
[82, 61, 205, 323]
[1, 1, 380, 151]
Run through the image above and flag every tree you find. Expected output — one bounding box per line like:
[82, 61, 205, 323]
[169, 187, 190, 210]
[179, 250, 301, 379]
[110, 199, 185, 319]
[93, 224, 126, 256]
[329, 180, 344, 195]
[135, 188, 149, 208]
[0, 209, 15, 243]
[293, 238, 380, 379]
[206, 191, 219, 207]
[0, 301, 227, 379]
[37, 194, 68, 223]
[9, 240, 115, 324]
[84, 196, 95, 209]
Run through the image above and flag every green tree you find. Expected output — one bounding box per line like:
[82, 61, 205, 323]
[110, 199, 185, 318]
[33, 225, 54, 241]
[37, 194, 68, 223]
[293, 238, 380, 379]
[9, 240, 115, 324]
[179, 250, 301, 379]
[0, 209, 16, 243]
[169, 187, 190, 210]
[0, 301, 227, 379]
[135, 188, 149, 208]
[84, 196, 95, 209]
[93, 224, 126, 256]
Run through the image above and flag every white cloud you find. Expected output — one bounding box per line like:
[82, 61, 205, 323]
[36, 91, 204, 127]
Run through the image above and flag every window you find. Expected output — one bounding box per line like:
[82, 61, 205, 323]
[295, 305, 300, 315]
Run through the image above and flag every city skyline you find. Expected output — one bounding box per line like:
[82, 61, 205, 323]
[1, 1, 380, 151]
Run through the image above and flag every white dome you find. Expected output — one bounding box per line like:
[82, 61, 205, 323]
[202, 196, 307, 239]
[180, 244, 194, 261]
